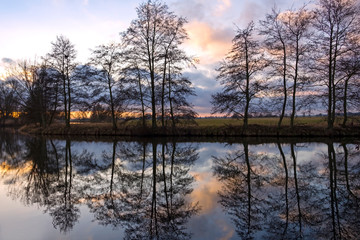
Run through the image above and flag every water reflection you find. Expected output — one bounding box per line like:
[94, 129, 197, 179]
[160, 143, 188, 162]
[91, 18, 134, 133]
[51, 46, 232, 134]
[0, 132, 200, 239]
[0, 131, 359, 239]
[213, 141, 360, 240]
[86, 141, 200, 239]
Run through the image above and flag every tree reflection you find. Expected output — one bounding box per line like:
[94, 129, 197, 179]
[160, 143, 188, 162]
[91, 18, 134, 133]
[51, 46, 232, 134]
[46, 139, 80, 233]
[213, 141, 360, 240]
[1, 133, 360, 239]
[213, 141, 272, 239]
[322, 142, 360, 239]
[86, 140, 200, 239]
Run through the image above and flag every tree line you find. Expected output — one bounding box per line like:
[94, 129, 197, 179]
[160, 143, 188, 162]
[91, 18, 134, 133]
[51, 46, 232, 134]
[1, 0, 359, 131]
[0, 0, 196, 131]
[212, 0, 360, 130]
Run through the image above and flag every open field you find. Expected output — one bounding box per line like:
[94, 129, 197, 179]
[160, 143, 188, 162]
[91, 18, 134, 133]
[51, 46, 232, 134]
[16, 116, 360, 138]
[195, 116, 360, 127]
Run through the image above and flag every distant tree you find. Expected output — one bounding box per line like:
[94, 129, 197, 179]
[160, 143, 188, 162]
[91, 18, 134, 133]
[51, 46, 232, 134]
[24, 60, 62, 127]
[212, 22, 267, 131]
[89, 42, 123, 130]
[47, 35, 77, 128]
[0, 81, 18, 125]
[5, 60, 36, 111]
[312, 0, 360, 129]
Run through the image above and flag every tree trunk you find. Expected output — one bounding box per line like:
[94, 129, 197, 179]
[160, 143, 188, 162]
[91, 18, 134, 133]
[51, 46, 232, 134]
[137, 69, 146, 128]
[108, 74, 117, 130]
[168, 62, 175, 129]
[278, 41, 287, 128]
[290, 38, 300, 128]
[66, 62, 71, 128]
[342, 76, 350, 127]
[62, 73, 68, 128]
[291, 143, 302, 236]
[243, 41, 250, 131]
[161, 55, 167, 128]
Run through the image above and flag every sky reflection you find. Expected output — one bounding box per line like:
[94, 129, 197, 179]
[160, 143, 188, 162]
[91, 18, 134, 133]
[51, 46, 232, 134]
[0, 133, 359, 239]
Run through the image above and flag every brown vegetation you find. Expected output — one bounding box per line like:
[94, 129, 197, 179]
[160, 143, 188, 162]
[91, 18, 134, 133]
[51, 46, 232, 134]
[18, 117, 360, 137]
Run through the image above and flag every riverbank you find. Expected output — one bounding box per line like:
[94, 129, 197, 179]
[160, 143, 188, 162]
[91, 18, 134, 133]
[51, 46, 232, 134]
[18, 121, 360, 138]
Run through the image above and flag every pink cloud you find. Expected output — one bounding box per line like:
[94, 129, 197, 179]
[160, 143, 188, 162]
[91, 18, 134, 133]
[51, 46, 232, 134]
[185, 20, 233, 64]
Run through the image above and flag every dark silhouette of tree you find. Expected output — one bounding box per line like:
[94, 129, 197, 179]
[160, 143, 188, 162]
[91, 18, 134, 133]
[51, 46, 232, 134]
[122, 54, 151, 127]
[212, 142, 270, 239]
[260, 7, 290, 128]
[47, 35, 77, 128]
[282, 7, 313, 128]
[85, 140, 199, 239]
[165, 50, 197, 128]
[23, 60, 61, 127]
[212, 22, 267, 131]
[46, 140, 80, 233]
[312, 0, 360, 129]
[337, 38, 360, 127]
[0, 81, 18, 125]
[88, 43, 124, 130]
[4, 59, 62, 127]
[122, 0, 196, 131]
[260, 6, 313, 128]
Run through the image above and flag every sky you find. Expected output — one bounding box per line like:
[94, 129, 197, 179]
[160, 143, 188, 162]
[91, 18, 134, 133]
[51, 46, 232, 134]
[0, 0, 308, 115]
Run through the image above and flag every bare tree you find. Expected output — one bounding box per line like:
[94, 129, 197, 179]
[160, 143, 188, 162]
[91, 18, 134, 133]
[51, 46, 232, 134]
[260, 7, 290, 128]
[4, 59, 57, 126]
[212, 22, 267, 131]
[0, 81, 18, 125]
[158, 12, 188, 128]
[312, 0, 360, 129]
[122, 0, 195, 131]
[47, 35, 77, 128]
[89, 42, 123, 130]
[260, 6, 313, 128]
[165, 47, 197, 128]
[122, 48, 151, 128]
[337, 31, 360, 126]
[282, 7, 313, 128]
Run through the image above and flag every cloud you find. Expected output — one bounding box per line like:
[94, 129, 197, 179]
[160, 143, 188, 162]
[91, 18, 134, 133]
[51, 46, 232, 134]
[184, 20, 233, 64]
[214, 0, 232, 16]
[171, 0, 207, 21]
[1, 58, 15, 64]
[184, 69, 223, 115]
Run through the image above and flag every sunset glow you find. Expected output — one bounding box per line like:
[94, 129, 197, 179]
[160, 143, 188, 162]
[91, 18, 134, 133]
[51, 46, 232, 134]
[0, 0, 309, 115]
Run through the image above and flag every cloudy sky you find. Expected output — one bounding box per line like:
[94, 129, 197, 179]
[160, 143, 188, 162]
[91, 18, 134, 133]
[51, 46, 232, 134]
[0, 0, 308, 115]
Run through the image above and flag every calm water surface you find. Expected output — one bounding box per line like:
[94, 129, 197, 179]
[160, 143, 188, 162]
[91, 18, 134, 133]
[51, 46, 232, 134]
[0, 131, 359, 240]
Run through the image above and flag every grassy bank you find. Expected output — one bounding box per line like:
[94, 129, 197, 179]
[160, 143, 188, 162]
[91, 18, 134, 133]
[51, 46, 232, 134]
[18, 116, 360, 138]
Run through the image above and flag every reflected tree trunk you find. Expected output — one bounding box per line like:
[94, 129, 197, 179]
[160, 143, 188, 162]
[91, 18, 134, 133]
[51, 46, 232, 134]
[140, 142, 146, 197]
[244, 142, 252, 236]
[328, 142, 342, 239]
[277, 142, 289, 238]
[50, 140, 60, 180]
[170, 141, 176, 214]
[110, 141, 117, 199]
[150, 142, 158, 239]
[291, 143, 302, 238]
[162, 143, 170, 219]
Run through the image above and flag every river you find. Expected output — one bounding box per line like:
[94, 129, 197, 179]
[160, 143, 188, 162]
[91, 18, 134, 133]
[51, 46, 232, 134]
[0, 131, 359, 239]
